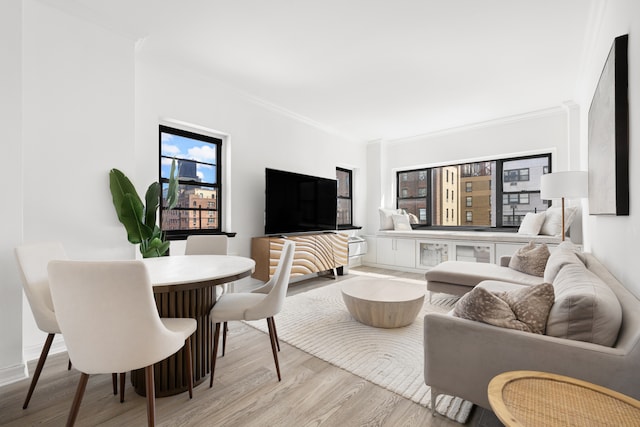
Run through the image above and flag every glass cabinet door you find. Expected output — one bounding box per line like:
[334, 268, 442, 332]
[418, 242, 450, 268]
[454, 243, 492, 263]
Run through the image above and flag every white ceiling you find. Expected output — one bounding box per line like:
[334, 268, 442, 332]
[46, 0, 596, 142]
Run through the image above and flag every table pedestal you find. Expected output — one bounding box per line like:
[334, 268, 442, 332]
[131, 285, 216, 397]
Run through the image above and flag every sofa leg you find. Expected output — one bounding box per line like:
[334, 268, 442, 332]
[430, 387, 441, 416]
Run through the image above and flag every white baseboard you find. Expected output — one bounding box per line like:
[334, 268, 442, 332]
[0, 362, 28, 387]
[23, 340, 67, 364]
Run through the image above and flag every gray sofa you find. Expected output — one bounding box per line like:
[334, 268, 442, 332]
[424, 243, 640, 411]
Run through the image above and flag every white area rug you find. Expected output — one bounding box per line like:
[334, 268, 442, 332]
[245, 272, 474, 423]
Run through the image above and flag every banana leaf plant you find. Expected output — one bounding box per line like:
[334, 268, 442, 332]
[109, 160, 179, 258]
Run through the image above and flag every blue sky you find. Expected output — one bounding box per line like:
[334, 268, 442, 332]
[161, 132, 217, 184]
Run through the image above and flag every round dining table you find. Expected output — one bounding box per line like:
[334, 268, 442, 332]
[130, 255, 255, 397]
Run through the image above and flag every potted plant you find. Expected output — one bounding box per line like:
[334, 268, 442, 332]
[109, 160, 178, 258]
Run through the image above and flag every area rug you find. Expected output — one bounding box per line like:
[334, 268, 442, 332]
[245, 273, 474, 423]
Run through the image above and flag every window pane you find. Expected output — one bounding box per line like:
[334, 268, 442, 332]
[336, 169, 350, 198]
[502, 156, 550, 226]
[398, 199, 427, 225]
[337, 198, 351, 225]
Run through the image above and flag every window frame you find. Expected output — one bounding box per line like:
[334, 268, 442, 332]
[159, 125, 224, 239]
[396, 153, 551, 230]
[336, 167, 353, 228]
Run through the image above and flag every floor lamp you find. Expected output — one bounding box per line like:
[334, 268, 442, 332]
[540, 171, 588, 241]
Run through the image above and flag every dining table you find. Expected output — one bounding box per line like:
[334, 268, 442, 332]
[129, 254, 255, 397]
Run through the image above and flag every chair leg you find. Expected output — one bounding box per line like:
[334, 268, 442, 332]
[66, 372, 89, 427]
[210, 323, 221, 387]
[185, 337, 193, 399]
[23, 333, 55, 409]
[222, 321, 228, 357]
[271, 317, 281, 352]
[112, 373, 117, 395]
[144, 366, 155, 427]
[119, 372, 126, 403]
[266, 317, 281, 381]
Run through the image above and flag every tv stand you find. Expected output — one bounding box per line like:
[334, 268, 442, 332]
[251, 232, 348, 281]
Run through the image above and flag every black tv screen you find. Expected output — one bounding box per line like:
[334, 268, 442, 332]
[265, 168, 337, 235]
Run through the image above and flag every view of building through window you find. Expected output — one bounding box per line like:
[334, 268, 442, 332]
[336, 167, 352, 227]
[159, 125, 222, 236]
[397, 154, 550, 228]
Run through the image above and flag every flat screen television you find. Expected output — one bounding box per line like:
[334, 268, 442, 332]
[265, 168, 337, 235]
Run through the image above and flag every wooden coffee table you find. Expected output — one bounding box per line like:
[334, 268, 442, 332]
[488, 370, 640, 427]
[341, 278, 425, 328]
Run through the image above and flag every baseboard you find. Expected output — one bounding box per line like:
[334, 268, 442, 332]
[23, 339, 67, 364]
[0, 362, 28, 387]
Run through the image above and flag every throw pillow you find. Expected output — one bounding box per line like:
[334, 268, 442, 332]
[392, 213, 412, 231]
[495, 283, 555, 334]
[517, 212, 546, 235]
[540, 207, 577, 236]
[453, 283, 555, 334]
[379, 208, 402, 230]
[508, 242, 551, 277]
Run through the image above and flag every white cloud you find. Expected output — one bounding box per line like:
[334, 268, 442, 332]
[188, 145, 216, 162]
[162, 143, 181, 156]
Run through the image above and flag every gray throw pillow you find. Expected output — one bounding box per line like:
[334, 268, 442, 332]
[453, 283, 555, 334]
[508, 242, 551, 277]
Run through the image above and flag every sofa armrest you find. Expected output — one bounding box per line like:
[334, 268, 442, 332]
[499, 255, 511, 267]
[424, 312, 633, 410]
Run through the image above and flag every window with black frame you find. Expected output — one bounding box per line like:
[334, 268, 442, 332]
[159, 125, 222, 238]
[396, 153, 551, 229]
[336, 167, 353, 227]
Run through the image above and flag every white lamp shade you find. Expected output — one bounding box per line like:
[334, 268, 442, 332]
[540, 171, 588, 200]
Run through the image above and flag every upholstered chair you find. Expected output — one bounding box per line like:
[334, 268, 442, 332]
[14, 242, 94, 409]
[185, 234, 230, 295]
[48, 260, 197, 427]
[209, 240, 295, 386]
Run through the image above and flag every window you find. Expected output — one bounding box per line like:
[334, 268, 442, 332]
[504, 168, 530, 182]
[396, 153, 551, 228]
[336, 168, 352, 227]
[159, 125, 223, 237]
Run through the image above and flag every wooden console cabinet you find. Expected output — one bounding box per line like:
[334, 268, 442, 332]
[251, 232, 349, 281]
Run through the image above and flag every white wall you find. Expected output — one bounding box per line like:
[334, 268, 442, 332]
[135, 53, 367, 257]
[575, 0, 640, 297]
[365, 108, 572, 233]
[0, 0, 27, 385]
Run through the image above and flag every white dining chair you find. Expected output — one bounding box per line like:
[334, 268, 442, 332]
[13, 242, 119, 409]
[48, 260, 197, 427]
[185, 234, 230, 295]
[209, 240, 295, 386]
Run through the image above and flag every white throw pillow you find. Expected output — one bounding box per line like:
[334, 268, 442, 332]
[540, 207, 577, 236]
[518, 212, 546, 235]
[379, 208, 402, 230]
[391, 214, 412, 231]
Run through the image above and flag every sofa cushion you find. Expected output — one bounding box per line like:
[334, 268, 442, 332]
[453, 283, 555, 334]
[546, 263, 622, 347]
[426, 261, 545, 289]
[508, 242, 550, 277]
[543, 242, 585, 283]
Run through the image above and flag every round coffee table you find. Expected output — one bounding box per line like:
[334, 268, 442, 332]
[341, 278, 425, 328]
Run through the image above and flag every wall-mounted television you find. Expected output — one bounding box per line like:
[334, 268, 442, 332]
[265, 168, 337, 235]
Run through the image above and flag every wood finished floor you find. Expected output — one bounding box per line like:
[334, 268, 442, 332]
[0, 266, 503, 427]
